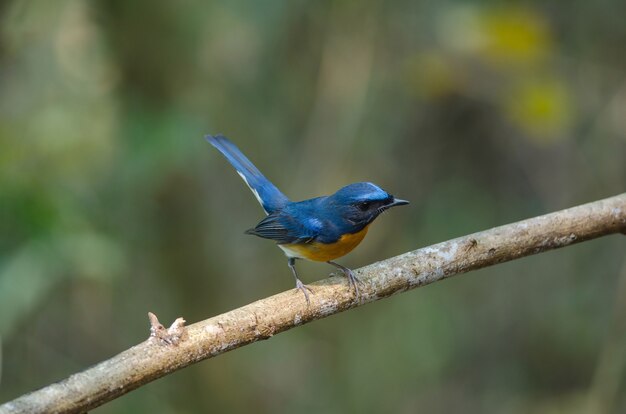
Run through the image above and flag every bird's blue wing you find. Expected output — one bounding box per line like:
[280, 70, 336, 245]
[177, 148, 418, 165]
[207, 135, 289, 214]
[245, 212, 319, 244]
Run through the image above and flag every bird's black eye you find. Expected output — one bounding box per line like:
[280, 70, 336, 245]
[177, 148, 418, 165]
[357, 201, 371, 211]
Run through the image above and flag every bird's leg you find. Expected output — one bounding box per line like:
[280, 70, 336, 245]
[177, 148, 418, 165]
[288, 258, 312, 305]
[327, 261, 361, 299]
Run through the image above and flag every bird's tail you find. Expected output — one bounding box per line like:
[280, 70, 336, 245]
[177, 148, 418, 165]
[206, 135, 289, 214]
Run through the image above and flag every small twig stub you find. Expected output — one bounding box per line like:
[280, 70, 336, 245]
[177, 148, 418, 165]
[148, 312, 187, 346]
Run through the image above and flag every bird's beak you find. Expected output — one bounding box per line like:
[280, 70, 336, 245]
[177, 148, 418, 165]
[388, 198, 410, 207]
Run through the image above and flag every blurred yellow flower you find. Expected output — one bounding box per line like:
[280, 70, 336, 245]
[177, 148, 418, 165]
[506, 79, 573, 143]
[481, 7, 551, 66]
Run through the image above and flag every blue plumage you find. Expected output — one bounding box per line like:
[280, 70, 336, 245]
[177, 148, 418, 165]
[207, 134, 409, 304]
[246, 183, 397, 244]
[207, 135, 289, 214]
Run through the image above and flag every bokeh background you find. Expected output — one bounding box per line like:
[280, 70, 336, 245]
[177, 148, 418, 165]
[1, 0, 625, 413]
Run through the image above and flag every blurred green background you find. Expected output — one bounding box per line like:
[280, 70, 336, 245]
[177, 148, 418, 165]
[1, 0, 625, 413]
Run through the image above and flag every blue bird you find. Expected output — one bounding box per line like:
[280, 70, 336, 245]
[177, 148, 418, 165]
[207, 135, 408, 303]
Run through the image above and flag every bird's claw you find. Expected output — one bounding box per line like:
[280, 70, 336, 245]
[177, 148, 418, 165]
[329, 264, 361, 302]
[342, 268, 361, 300]
[295, 279, 313, 305]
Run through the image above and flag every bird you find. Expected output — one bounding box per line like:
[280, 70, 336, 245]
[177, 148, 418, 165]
[207, 135, 408, 304]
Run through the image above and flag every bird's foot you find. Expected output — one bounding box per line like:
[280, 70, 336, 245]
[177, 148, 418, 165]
[295, 279, 313, 305]
[342, 267, 361, 300]
[328, 261, 362, 301]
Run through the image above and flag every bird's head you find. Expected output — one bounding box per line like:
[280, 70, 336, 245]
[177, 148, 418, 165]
[327, 182, 409, 226]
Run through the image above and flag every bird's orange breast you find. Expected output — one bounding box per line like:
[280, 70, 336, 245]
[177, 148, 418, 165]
[280, 225, 370, 262]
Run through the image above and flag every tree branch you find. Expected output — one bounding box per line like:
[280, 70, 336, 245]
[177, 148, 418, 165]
[2, 193, 625, 414]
